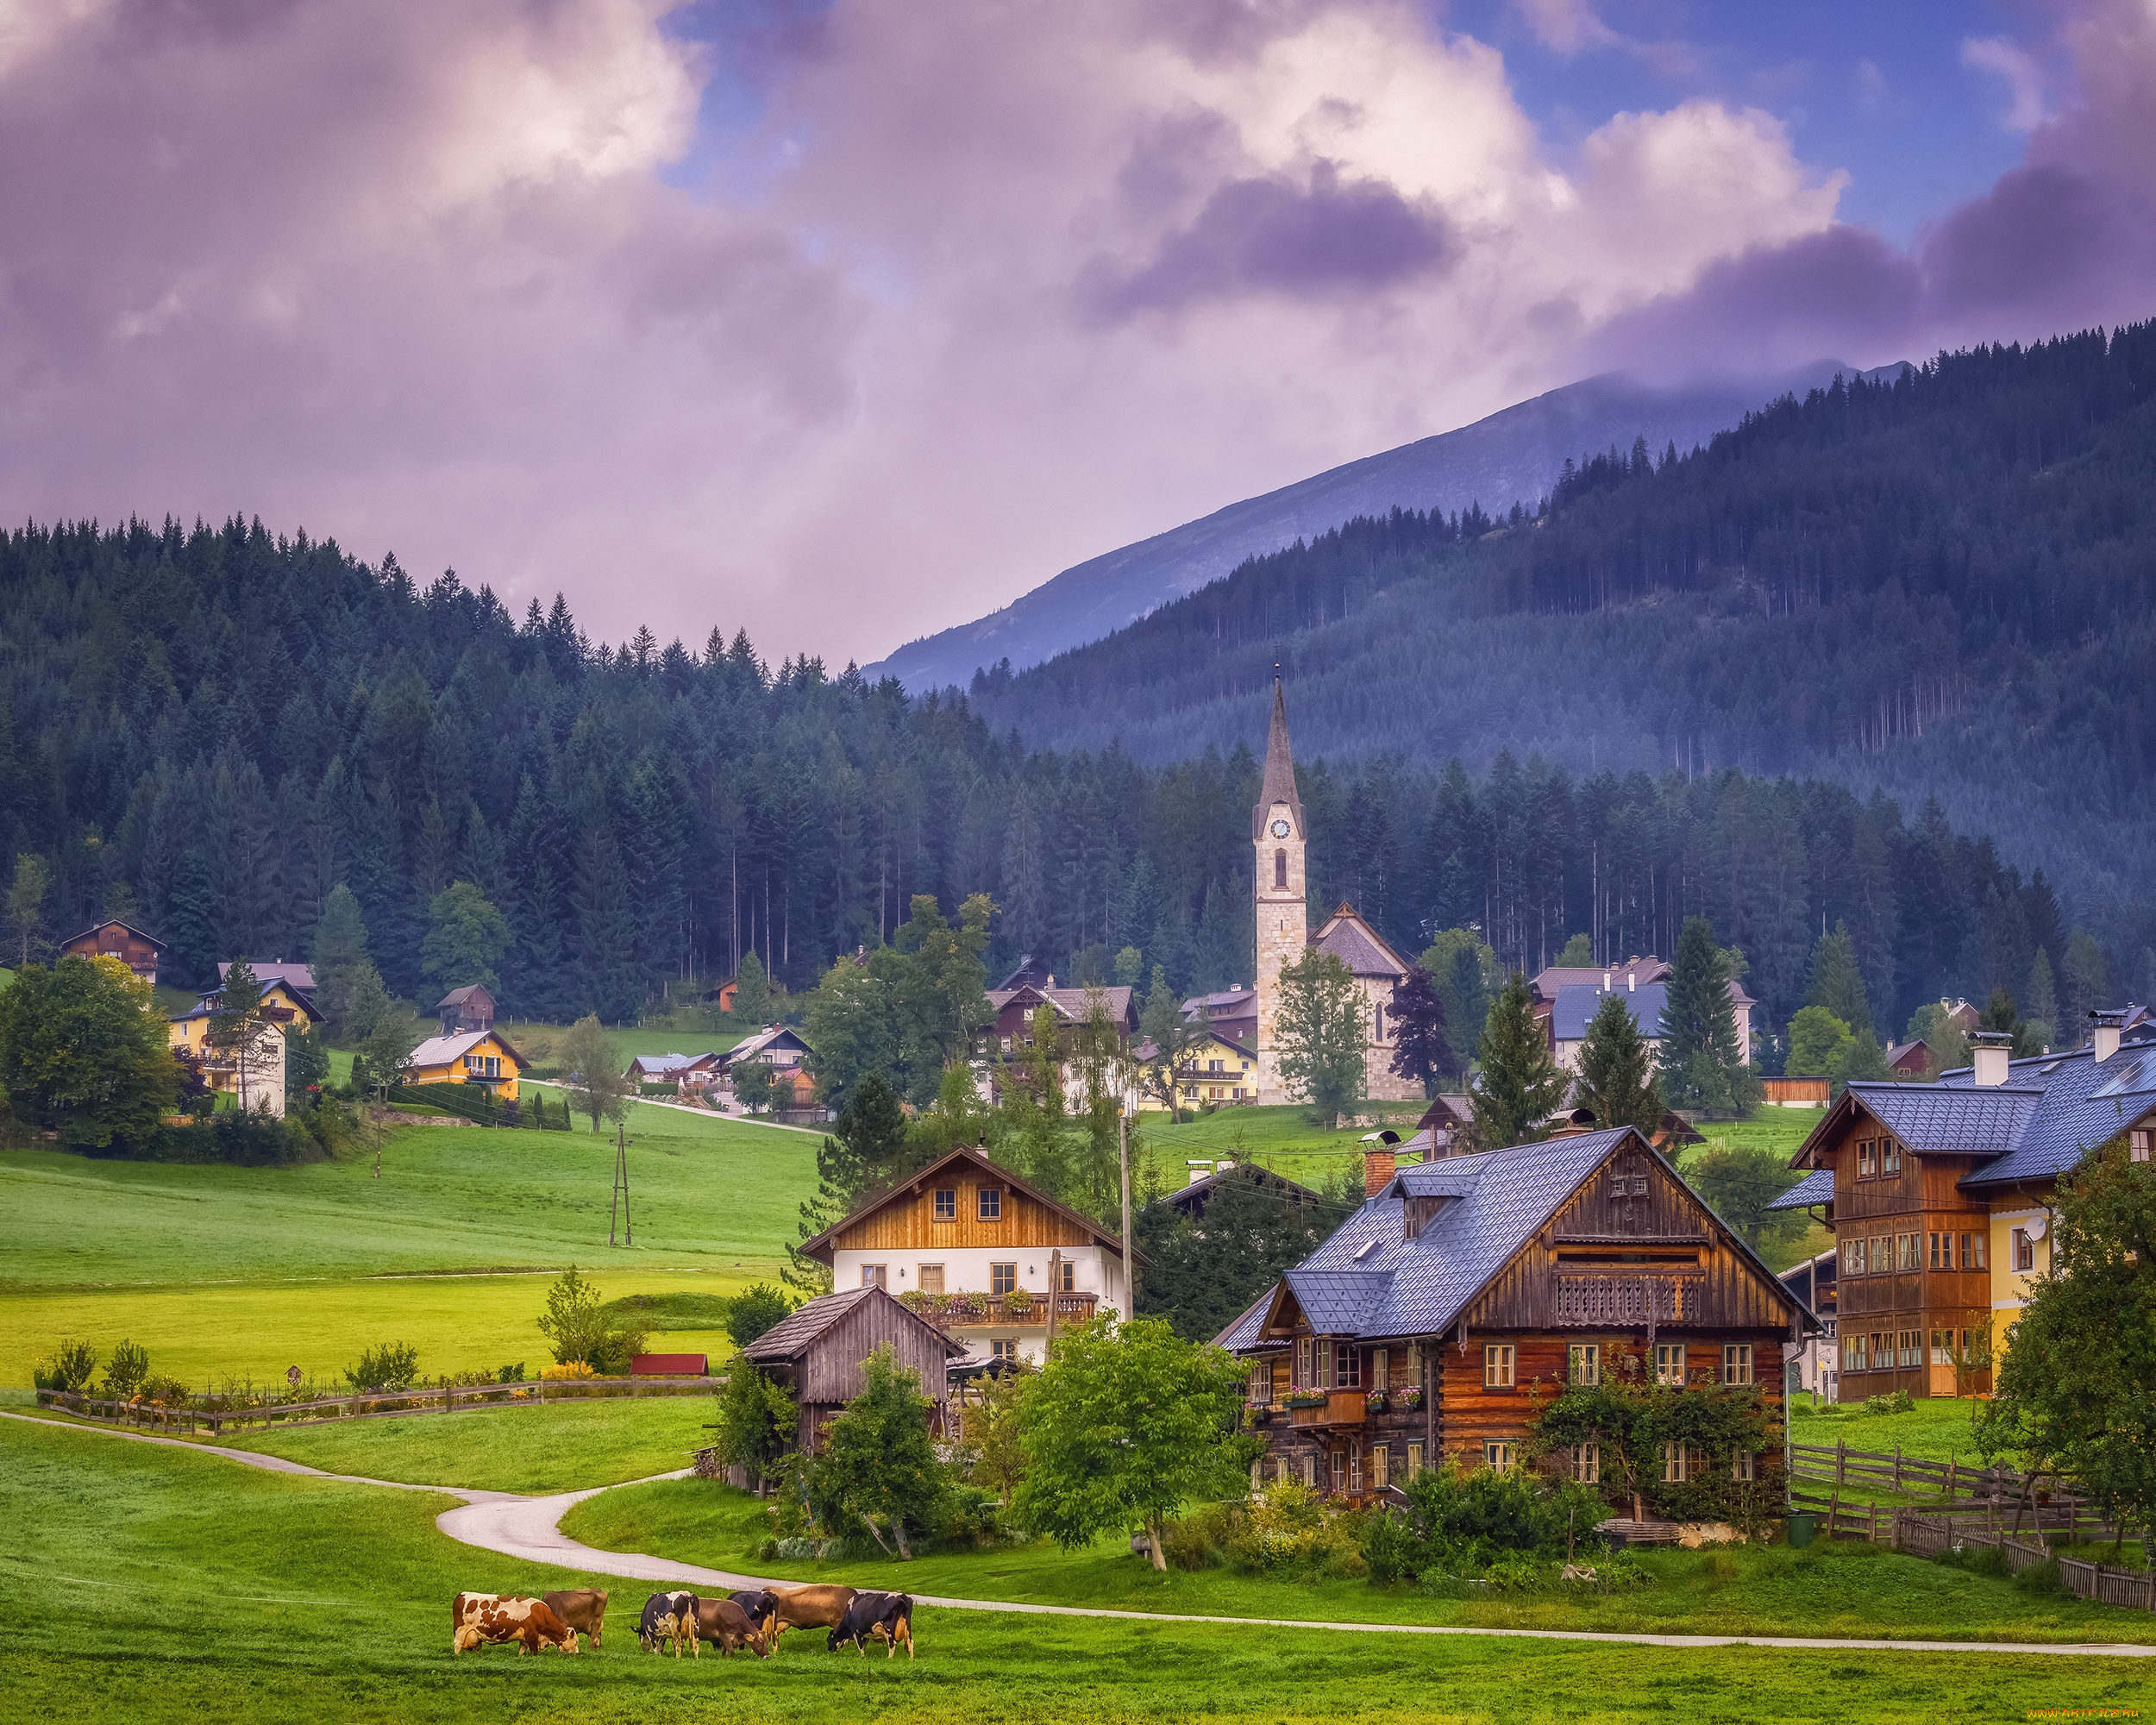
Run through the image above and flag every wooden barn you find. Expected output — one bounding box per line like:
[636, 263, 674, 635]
[736, 1285, 966, 1453]
[1220, 1126, 1816, 1500]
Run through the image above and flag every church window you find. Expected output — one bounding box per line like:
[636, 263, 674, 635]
[1274, 849, 1288, 889]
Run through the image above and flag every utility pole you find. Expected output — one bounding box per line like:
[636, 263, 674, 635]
[1119, 1109, 1135, 1316]
[610, 1120, 632, 1247]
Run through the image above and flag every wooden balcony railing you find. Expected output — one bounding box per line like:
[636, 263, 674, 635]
[1552, 1273, 1707, 1327]
[911, 1291, 1099, 1330]
[1287, 1389, 1367, 1428]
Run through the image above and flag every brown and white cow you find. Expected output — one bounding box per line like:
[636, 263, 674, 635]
[761, 1584, 856, 1653]
[450, 1594, 580, 1655]
[542, 1590, 609, 1650]
[693, 1596, 770, 1659]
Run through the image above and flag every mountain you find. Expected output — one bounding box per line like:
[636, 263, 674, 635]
[967, 324, 2156, 931]
[870, 361, 1886, 692]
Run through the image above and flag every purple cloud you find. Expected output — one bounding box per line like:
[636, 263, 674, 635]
[1082, 160, 1456, 320]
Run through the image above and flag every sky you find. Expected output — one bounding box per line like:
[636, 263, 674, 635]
[3, 0, 2152, 666]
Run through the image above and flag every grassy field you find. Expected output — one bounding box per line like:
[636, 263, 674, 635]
[499, 1019, 755, 1074]
[1790, 1392, 1992, 1468]
[0, 1095, 817, 1389]
[565, 1477, 2156, 1646]
[9, 1418, 2151, 1725]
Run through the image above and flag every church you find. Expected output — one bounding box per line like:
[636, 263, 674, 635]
[1251, 678, 1423, 1107]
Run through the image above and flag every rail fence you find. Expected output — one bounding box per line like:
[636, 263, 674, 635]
[35, 1373, 723, 1438]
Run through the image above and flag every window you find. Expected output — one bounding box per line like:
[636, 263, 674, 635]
[990, 1262, 1018, 1296]
[1568, 1343, 1601, 1386]
[1053, 1260, 1075, 1293]
[1661, 1441, 1691, 1484]
[1301, 1454, 1316, 1488]
[1335, 1346, 1361, 1389]
[1483, 1344, 1516, 1389]
[2134, 1129, 2152, 1164]
[1721, 1344, 1753, 1385]
[1248, 1366, 1271, 1407]
[1294, 1338, 1312, 1388]
[1274, 849, 1288, 890]
[1843, 1333, 1868, 1372]
[1331, 1452, 1346, 1493]
[1314, 1339, 1332, 1388]
[1883, 1140, 1902, 1176]
[1731, 1449, 1756, 1483]
[1250, 1457, 1263, 1493]
[1374, 1005, 1385, 1043]
[1929, 1232, 1946, 1270]
[1873, 1235, 1892, 1274]
[1858, 1138, 1875, 1177]
[1371, 1445, 1390, 1490]
[990, 1339, 1018, 1365]
[1349, 1447, 1363, 1493]
[1654, 1343, 1686, 1386]
[1406, 1344, 1423, 1388]
[1483, 1440, 1516, 1473]
[978, 1189, 1003, 1221]
[2012, 1227, 2035, 1272]
[1370, 1349, 1389, 1392]
[1570, 1442, 1601, 1484]
[1871, 1332, 1888, 1372]
[933, 1189, 956, 1220]
[1406, 1442, 1424, 1479]
[862, 1264, 887, 1289]
[1844, 1236, 1866, 1275]
[918, 1264, 945, 1295]
[1893, 1233, 1914, 1270]
[1899, 1330, 1921, 1370]
[1929, 1328, 1954, 1365]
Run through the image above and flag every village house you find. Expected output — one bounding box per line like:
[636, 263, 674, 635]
[435, 983, 497, 1035]
[1133, 1024, 1258, 1113]
[58, 919, 167, 987]
[801, 1145, 1138, 1368]
[625, 1051, 724, 1094]
[1219, 1126, 1812, 1498]
[401, 1027, 528, 1102]
[1778, 1247, 1839, 1402]
[1775, 1007, 2156, 1396]
[1182, 985, 1257, 1045]
[168, 968, 324, 1116]
[1537, 960, 1757, 1074]
[222, 958, 317, 992]
[975, 977, 1141, 1112]
[736, 1285, 964, 1457]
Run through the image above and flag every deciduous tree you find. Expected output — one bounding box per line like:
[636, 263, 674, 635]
[560, 1013, 630, 1132]
[1387, 963, 1455, 1095]
[0, 955, 177, 1151]
[809, 1345, 945, 1557]
[1276, 947, 1366, 1126]
[421, 880, 511, 994]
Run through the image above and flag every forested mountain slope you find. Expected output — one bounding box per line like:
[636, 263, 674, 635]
[975, 326, 2156, 930]
[0, 505, 2126, 1057]
[870, 361, 1871, 693]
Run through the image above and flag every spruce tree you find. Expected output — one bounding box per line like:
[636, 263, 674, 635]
[2024, 947, 2059, 1045]
[1470, 972, 1567, 1148]
[1573, 989, 1665, 1135]
[1806, 919, 1873, 1039]
[1658, 917, 1756, 1117]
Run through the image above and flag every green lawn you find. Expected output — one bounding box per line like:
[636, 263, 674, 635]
[9, 1418, 2149, 1725]
[564, 1477, 2156, 1646]
[1790, 1393, 1993, 1470]
[498, 1019, 754, 1075]
[1139, 1104, 1383, 1191]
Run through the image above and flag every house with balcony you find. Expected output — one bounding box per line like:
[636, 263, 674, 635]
[800, 1146, 1139, 1367]
[1777, 1007, 2156, 1396]
[1219, 1126, 1811, 1501]
[59, 919, 168, 987]
[401, 1028, 527, 1102]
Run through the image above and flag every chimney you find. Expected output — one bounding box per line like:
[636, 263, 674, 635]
[1970, 1031, 2014, 1088]
[1626, 970, 1636, 992]
[1364, 1147, 1395, 1197]
[2090, 1008, 2127, 1063]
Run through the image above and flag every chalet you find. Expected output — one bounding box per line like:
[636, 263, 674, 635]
[719, 1026, 812, 1076]
[1778, 1248, 1838, 1402]
[222, 959, 317, 992]
[1533, 957, 1756, 1070]
[980, 981, 1138, 1050]
[1219, 1127, 1812, 1496]
[995, 954, 1056, 991]
[1882, 1038, 1932, 1077]
[436, 983, 497, 1035]
[626, 1051, 724, 1092]
[800, 1145, 1139, 1367]
[169, 972, 325, 1116]
[1782, 1008, 2156, 1396]
[1133, 1025, 1257, 1112]
[1415, 1095, 1475, 1155]
[737, 1285, 965, 1455]
[59, 920, 167, 987]
[1182, 986, 1257, 1045]
[402, 1028, 527, 1101]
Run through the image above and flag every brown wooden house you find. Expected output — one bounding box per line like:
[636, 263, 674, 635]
[736, 1285, 966, 1454]
[59, 919, 167, 987]
[1219, 1126, 1814, 1499]
[436, 982, 498, 1035]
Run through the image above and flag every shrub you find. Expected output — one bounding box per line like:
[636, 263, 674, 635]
[1225, 1480, 1364, 1577]
[1362, 1506, 1421, 1584]
[1159, 1502, 1239, 1571]
[496, 1362, 526, 1383]
[2013, 1557, 2068, 1599]
[725, 1283, 796, 1349]
[1367, 1462, 1610, 1580]
[345, 1341, 420, 1390]
[542, 1361, 599, 1381]
[1860, 1389, 1915, 1416]
[140, 1374, 191, 1406]
[926, 1485, 1019, 1552]
[103, 1339, 150, 1401]
[33, 1338, 98, 1394]
[536, 1266, 649, 1374]
[1002, 1289, 1035, 1319]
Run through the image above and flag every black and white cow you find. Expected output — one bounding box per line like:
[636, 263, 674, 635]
[827, 1590, 915, 1659]
[637, 1590, 700, 1657]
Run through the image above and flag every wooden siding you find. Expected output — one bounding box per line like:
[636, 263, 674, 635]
[798, 1298, 950, 1412]
[831, 1162, 1103, 1254]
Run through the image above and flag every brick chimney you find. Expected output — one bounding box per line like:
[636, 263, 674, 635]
[1365, 1147, 1395, 1196]
[2090, 1008, 2127, 1063]
[1970, 1031, 2014, 1087]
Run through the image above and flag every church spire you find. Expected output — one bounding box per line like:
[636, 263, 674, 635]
[1250, 671, 1306, 840]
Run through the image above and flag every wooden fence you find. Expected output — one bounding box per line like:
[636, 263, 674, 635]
[36, 1373, 724, 1438]
[1791, 1439, 2020, 1498]
[1894, 1510, 2156, 1611]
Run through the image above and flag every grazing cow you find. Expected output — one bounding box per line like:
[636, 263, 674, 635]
[542, 1590, 609, 1650]
[693, 1596, 770, 1659]
[761, 1584, 857, 1653]
[637, 1590, 700, 1658]
[729, 1589, 781, 1644]
[449, 1594, 579, 1655]
[828, 1590, 916, 1659]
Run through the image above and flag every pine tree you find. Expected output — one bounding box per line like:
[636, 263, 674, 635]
[1573, 989, 1665, 1134]
[1658, 917, 1757, 1117]
[1470, 972, 1567, 1147]
[1806, 919, 1873, 1039]
[572, 823, 642, 1022]
[2024, 946, 2059, 1045]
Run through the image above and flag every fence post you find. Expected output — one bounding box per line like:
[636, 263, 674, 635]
[1836, 1439, 1846, 1486]
[1894, 1444, 1902, 1490]
[1947, 1458, 1958, 1500]
[1830, 1490, 1840, 1536]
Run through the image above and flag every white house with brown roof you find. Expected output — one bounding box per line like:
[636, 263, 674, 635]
[801, 1146, 1138, 1367]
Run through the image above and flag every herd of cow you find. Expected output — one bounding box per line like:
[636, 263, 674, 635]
[448, 1584, 917, 1662]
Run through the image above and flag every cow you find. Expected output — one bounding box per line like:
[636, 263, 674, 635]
[693, 1595, 770, 1659]
[637, 1590, 700, 1658]
[542, 1590, 609, 1650]
[828, 1590, 916, 1660]
[761, 1584, 857, 1653]
[449, 1593, 579, 1655]
[729, 1589, 782, 1645]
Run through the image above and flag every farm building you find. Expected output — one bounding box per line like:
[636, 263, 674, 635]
[736, 1285, 964, 1453]
[436, 983, 497, 1034]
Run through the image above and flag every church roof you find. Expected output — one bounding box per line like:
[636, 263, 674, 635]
[1311, 904, 1410, 980]
[1250, 675, 1307, 841]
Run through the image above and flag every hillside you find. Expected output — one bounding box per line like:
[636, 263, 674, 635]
[869, 361, 1877, 693]
[971, 326, 2156, 925]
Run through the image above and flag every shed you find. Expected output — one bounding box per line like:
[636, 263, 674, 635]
[737, 1285, 965, 1453]
[1764, 1076, 1832, 1107]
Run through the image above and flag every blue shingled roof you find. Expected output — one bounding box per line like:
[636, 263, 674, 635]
[1843, 1083, 2042, 1157]
[1767, 1167, 1836, 1212]
[1551, 982, 1668, 1043]
[1945, 1040, 2156, 1189]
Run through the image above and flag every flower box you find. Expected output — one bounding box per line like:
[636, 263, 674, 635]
[1398, 1387, 1425, 1411]
[1364, 1390, 1389, 1414]
[1286, 1391, 1328, 1409]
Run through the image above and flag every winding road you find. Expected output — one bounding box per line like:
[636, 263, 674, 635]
[9, 1410, 2155, 1659]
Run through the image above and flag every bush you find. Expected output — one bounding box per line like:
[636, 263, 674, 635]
[1860, 1389, 1916, 1416]
[2013, 1556, 2068, 1598]
[1367, 1463, 1611, 1580]
[926, 1485, 1020, 1553]
[1159, 1502, 1239, 1571]
[725, 1283, 796, 1350]
[1225, 1480, 1365, 1577]
[140, 1374, 191, 1406]
[103, 1339, 150, 1401]
[542, 1361, 599, 1381]
[496, 1362, 526, 1383]
[85, 1110, 340, 1168]
[345, 1341, 420, 1390]
[536, 1266, 649, 1374]
[33, 1338, 98, 1394]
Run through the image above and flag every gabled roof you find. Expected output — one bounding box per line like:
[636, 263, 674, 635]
[738, 1285, 966, 1364]
[62, 919, 169, 954]
[436, 982, 496, 1009]
[627, 1051, 721, 1075]
[799, 1144, 1144, 1266]
[1531, 957, 1669, 1001]
[1158, 1162, 1320, 1218]
[1310, 904, 1410, 981]
[985, 983, 1135, 1023]
[1551, 981, 1670, 1042]
[1225, 1126, 1812, 1348]
[722, 1026, 812, 1065]
[221, 960, 316, 990]
[1767, 1167, 1836, 1212]
[405, 1028, 527, 1070]
[1250, 675, 1306, 841]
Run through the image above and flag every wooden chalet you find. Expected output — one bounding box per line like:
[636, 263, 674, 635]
[436, 982, 498, 1035]
[1220, 1126, 1814, 1498]
[1158, 1160, 1321, 1222]
[737, 1285, 965, 1453]
[59, 919, 167, 987]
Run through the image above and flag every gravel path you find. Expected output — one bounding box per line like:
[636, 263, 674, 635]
[11, 1411, 2156, 1659]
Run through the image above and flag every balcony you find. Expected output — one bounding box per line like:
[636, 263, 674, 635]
[1553, 1273, 1708, 1327]
[1286, 1389, 1368, 1428]
[908, 1291, 1099, 1330]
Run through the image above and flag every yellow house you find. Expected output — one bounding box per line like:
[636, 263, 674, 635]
[402, 1029, 526, 1102]
[168, 977, 323, 1059]
[1137, 1028, 1258, 1111]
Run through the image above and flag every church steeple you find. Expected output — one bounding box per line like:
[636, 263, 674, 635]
[1251, 673, 1308, 1106]
[1250, 673, 1306, 841]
